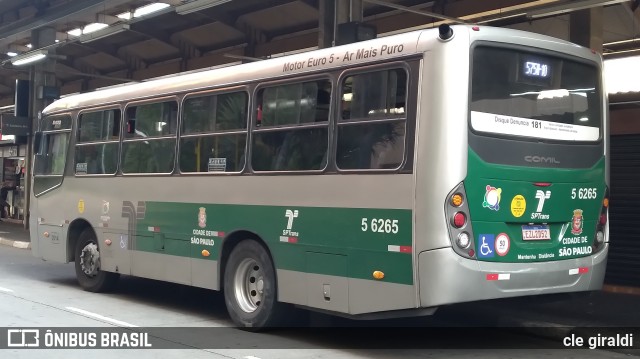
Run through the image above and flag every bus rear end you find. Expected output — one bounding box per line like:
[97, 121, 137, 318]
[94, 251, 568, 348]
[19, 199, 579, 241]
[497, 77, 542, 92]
[419, 27, 608, 308]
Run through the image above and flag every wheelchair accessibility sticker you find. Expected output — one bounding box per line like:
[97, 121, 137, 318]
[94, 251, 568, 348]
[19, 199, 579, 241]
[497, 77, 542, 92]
[477, 234, 495, 258]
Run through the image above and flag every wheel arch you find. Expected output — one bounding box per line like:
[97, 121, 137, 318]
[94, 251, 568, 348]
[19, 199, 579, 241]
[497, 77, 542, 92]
[67, 218, 94, 262]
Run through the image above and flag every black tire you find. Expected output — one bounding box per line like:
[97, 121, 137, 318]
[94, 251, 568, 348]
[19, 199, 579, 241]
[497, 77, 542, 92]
[74, 228, 119, 292]
[223, 240, 287, 330]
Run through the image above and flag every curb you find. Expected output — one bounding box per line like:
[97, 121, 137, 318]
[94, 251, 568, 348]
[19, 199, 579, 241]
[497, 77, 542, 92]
[0, 238, 31, 249]
[2, 218, 24, 225]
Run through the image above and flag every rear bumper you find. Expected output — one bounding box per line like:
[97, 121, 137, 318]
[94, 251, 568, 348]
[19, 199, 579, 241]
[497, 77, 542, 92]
[418, 244, 608, 307]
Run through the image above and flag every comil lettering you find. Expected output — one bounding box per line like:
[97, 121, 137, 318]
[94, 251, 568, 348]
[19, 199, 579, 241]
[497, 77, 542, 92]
[525, 155, 560, 164]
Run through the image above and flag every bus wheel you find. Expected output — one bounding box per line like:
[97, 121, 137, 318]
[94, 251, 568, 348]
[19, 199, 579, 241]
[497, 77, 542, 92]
[223, 240, 285, 329]
[74, 228, 119, 292]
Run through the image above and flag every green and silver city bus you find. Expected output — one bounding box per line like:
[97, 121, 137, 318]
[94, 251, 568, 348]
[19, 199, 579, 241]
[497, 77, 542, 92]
[30, 25, 609, 328]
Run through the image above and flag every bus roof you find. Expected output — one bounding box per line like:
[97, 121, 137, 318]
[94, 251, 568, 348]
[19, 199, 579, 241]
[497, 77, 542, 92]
[42, 25, 599, 115]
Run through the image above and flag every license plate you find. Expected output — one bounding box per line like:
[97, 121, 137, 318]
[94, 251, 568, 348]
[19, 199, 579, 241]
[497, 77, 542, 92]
[522, 225, 551, 241]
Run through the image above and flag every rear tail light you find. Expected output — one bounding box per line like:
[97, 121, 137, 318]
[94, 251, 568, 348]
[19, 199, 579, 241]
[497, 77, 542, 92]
[599, 214, 607, 225]
[593, 186, 609, 252]
[452, 212, 466, 228]
[446, 183, 475, 259]
[456, 232, 470, 249]
[451, 193, 463, 207]
[599, 187, 609, 229]
[595, 231, 604, 244]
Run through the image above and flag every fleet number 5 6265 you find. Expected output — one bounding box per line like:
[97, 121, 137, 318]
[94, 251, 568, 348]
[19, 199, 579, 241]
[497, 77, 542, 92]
[361, 218, 399, 234]
[571, 187, 597, 199]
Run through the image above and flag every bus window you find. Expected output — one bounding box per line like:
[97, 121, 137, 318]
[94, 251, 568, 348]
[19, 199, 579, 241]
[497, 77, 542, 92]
[121, 101, 178, 174]
[337, 69, 407, 170]
[252, 79, 330, 171]
[125, 101, 177, 138]
[341, 69, 406, 120]
[33, 114, 72, 195]
[253, 128, 328, 171]
[470, 46, 601, 141]
[75, 109, 120, 175]
[180, 91, 248, 173]
[259, 81, 329, 126]
[34, 114, 72, 176]
[35, 132, 69, 176]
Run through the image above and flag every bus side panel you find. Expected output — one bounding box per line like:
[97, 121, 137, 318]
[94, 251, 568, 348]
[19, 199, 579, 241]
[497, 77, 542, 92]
[191, 257, 219, 290]
[99, 230, 132, 275]
[413, 28, 472, 256]
[347, 278, 415, 315]
[131, 250, 191, 285]
[36, 223, 67, 262]
[305, 252, 349, 313]
[29, 191, 40, 258]
[119, 174, 416, 315]
[277, 269, 416, 315]
[34, 190, 69, 263]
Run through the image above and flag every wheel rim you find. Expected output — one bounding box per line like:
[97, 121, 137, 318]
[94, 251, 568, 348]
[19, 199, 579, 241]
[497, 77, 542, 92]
[80, 242, 100, 277]
[233, 258, 264, 313]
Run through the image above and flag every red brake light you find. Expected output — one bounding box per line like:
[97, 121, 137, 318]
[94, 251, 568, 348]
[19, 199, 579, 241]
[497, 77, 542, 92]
[599, 214, 607, 225]
[453, 212, 466, 228]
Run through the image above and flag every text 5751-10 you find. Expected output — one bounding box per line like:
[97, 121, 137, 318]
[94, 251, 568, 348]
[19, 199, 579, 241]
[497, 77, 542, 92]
[361, 218, 399, 234]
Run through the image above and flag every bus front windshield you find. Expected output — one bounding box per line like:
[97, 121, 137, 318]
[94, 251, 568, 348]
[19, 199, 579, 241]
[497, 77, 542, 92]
[470, 46, 602, 142]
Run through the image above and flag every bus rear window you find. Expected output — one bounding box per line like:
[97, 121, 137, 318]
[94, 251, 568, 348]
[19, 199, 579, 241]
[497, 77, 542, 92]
[470, 46, 601, 142]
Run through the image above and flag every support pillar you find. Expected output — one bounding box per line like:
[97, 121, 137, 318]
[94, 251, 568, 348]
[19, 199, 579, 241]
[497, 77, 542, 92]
[318, 0, 335, 48]
[336, 0, 350, 25]
[335, 0, 363, 23]
[334, 0, 366, 46]
[350, 0, 363, 22]
[24, 26, 57, 230]
[569, 8, 603, 52]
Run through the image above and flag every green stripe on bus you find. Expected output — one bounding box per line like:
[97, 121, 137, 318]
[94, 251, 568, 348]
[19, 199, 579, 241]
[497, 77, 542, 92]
[133, 202, 414, 285]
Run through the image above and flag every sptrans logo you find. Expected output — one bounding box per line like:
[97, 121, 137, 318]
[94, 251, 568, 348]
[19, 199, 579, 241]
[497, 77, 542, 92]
[531, 190, 551, 220]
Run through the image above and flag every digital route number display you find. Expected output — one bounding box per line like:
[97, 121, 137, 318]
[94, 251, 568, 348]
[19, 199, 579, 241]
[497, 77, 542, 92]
[523, 61, 549, 78]
[517, 56, 554, 86]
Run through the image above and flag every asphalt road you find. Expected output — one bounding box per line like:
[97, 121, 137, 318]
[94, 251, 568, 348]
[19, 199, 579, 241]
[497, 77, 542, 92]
[0, 244, 637, 359]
